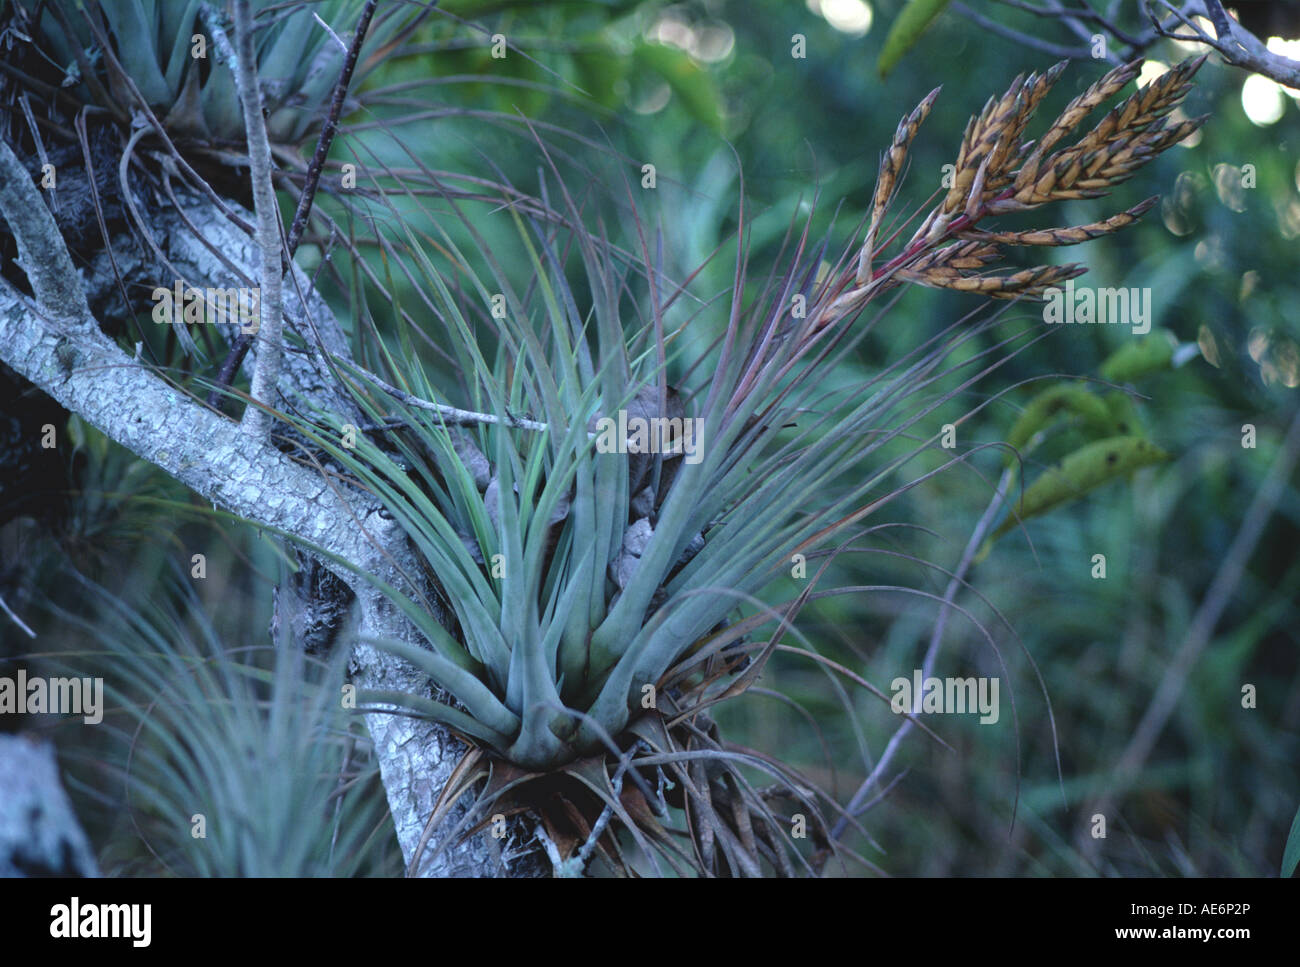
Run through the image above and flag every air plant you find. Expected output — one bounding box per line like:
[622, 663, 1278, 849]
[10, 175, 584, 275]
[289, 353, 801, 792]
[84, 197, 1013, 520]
[5, 0, 419, 146]
[279, 54, 1207, 875]
[35, 573, 398, 877]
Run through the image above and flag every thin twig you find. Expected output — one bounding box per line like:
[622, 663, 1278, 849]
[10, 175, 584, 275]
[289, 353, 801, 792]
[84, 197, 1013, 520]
[198, 3, 239, 72]
[209, 0, 379, 410]
[831, 466, 1015, 840]
[17, 93, 56, 213]
[572, 743, 640, 872]
[232, 0, 284, 439]
[287, 0, 378, 258]
[345, 362, 551, 433]
[1149, 1, 1300, 89]
[1027, 0, 1122, 62]
[952, 2, 1091, 58]
[991, 0, 1153, 50]
[0, 592, 37, 639]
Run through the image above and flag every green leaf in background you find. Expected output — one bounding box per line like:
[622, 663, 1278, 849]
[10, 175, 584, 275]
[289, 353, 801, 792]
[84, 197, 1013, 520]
[1103, 390, 1142, 437]
[1005, 384, 1123, 467]
[1099, 330, 1179, 383]
[878, 0, 953, 78]
[573, 43, 630, 110]
[634, 40, 724, 134]
[1284, 804, 1300, 877]
[984, 435, 1172, 552]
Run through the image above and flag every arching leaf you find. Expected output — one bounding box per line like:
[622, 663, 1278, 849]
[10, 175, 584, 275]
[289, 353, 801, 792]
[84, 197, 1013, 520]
[878, 0, 954, 78]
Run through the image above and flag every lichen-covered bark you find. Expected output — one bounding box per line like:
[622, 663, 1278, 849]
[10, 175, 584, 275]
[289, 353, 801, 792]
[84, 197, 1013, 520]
[0, 735, 99, 877]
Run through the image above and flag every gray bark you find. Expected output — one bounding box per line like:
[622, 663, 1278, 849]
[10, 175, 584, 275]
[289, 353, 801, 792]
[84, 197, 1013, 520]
[0, 140, 529, 877]
[0, 735, 100, 877]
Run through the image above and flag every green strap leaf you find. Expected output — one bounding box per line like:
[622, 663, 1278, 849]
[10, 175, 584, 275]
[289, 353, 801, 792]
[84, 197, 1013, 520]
[635, 41, 724, 134]
[878, 0, 953, 78]
[1005, 384, 1122, 464]
[1099, 331, 1178, 383]
[1103, 390, 1142, 437]
[987, 435, 1171, 548]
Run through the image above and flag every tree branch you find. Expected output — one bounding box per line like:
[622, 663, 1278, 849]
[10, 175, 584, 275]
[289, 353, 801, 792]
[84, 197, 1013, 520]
[1150, 1, 1300, 90]
[232, 0, 285, 439]
[209, 0, 380, 410]
[951, 2, 1093, 59]
[0, 139, 518, 877]
[0, 736, 99, 876]
[0, 141, 89, 330]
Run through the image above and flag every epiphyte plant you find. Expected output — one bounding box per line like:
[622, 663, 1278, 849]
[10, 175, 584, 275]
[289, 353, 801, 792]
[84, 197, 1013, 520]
[296, 52, 1206, 872]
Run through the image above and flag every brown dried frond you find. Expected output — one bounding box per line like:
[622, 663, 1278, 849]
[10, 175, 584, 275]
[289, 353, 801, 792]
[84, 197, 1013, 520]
[940, 73, 1027, 216]
[905, 239, 1001, 273]
[963, 197, 1159, 246]
[898, 261, 1085, 299]
[859, 86, 941, 283]
[985, 61, 1069, 194]
[1011, 55, 1208, 208]
[1081, 53, 1205, 146]
[1012, 59, 1143, 198]
[939, 60, 1069, 220]
[795, 56, 1205, 351]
